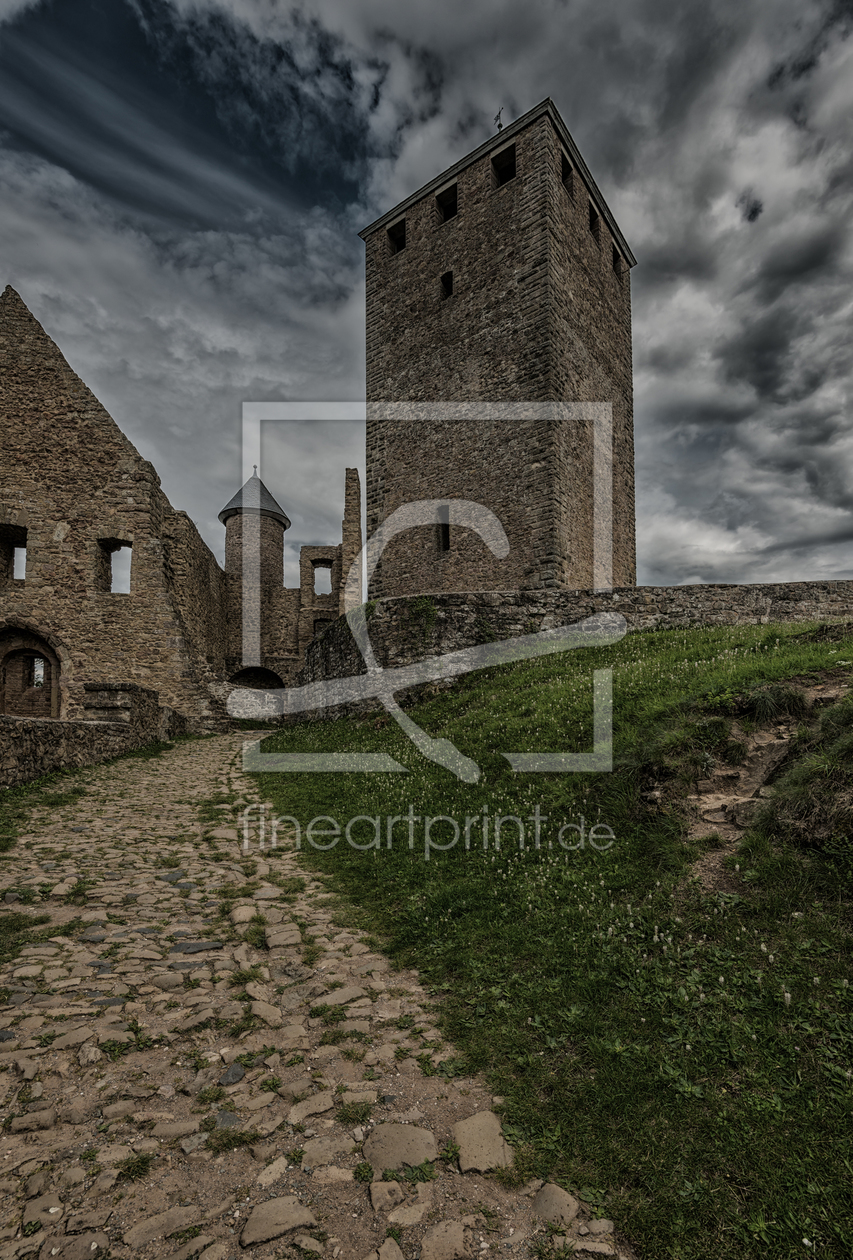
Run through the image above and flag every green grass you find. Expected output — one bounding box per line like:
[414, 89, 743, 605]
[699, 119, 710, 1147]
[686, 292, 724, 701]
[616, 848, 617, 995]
[196, 1086, 226, 1105]
[206, 1128, 260, 1153]
[252, 620, 853, 1260]
[116, 1151, 157, 1181]
[0, 910, 83, 968]
[337, 1100, 373, 1125]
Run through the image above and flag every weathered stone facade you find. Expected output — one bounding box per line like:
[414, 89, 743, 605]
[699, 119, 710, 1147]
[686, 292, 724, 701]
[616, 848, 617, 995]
[220, 468, 362, 688]
[0, 285, 361, 744]
[360, 98, 636, 599]
[296, 583, 853, 719]
[0, 683, 186, 787]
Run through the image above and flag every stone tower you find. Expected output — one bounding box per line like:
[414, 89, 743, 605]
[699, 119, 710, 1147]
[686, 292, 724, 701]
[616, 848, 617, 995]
[219, 469, 291, 588]
[359, 97, 636, 598]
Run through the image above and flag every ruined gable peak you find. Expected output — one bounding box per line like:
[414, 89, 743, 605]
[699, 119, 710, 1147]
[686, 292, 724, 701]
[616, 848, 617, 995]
[0, 284, 76, 375]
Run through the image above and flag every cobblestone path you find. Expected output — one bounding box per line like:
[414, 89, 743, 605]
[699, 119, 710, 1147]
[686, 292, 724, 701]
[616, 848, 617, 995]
[0, 735, 630, 1260]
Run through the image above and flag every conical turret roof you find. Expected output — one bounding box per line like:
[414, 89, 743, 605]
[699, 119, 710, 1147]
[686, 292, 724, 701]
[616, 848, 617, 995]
[218, 469, 291, 529]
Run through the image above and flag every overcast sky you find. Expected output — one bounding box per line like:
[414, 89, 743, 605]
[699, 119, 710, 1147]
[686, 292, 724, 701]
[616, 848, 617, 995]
[1, 0, 851, 586]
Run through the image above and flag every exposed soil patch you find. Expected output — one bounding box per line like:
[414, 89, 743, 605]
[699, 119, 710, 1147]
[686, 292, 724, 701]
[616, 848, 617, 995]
[677, 670, 850, 894]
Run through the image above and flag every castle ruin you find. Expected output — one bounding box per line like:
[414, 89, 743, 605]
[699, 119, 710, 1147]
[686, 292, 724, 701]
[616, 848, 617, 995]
[0, 284, 361, 730]
[360, 98, 637, 597]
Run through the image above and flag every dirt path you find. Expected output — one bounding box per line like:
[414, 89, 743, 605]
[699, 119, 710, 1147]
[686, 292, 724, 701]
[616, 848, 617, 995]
[684, 674, 848, 893]
[0, 735, 630, 1260]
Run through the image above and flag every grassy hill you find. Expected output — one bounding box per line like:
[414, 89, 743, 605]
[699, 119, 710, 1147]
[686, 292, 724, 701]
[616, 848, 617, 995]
[254, 620, 853, 1260]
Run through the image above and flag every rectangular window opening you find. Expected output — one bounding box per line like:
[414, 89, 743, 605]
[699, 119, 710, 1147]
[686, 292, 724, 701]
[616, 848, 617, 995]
[436, 183, 458, 222]
[387, 219, 406, 254]
[491, 144, 516, 188]
[1, 524, 28, 585]
[110, 544, 132, 594]
[561, 152, 574, 198]
[440, 271, 454, 299]
[98, 539, 132, 593]
[31, 657, 45, 688]
[438, 504, 450, 553]
[612, 244, 622, 276]
[313, 564, 333, 596]
[589, 202, 601, 245]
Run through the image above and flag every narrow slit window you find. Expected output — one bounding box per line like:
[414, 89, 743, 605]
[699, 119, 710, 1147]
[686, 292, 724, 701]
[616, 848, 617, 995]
[387, 219, 406, 254]
[110, 544, 132, 593]
[491, 144, 516, 187]
[438, 504, 450, 552]
[436, 184, 458, 222]
[440, 271, 454, 299]
[561, 152, 574, 198]
[1, 524, 28, 586]
[589, 202, 601, 244]
[612, 244, 621, 276]
[31, 657, 45, 688]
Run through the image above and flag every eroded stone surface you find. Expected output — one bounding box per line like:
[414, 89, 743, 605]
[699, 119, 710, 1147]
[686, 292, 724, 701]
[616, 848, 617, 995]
[362, 1123, 438, 1171]
[420, 1220, 469, 1260]
[240, 1196, 317, 1246]
[453, 1110, 513, 1173]
[124, 1204, 200, 1248]
[532, 1183, 581, 1227]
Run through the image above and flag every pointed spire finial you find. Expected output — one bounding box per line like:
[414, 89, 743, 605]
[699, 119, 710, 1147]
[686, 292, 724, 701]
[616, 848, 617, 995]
[494, 107, 503, 132]
[253, 464, 258, 475]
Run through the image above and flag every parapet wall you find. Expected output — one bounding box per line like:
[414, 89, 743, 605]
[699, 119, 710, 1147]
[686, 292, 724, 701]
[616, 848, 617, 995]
[298, 580, 853, 711]
[0, 683, 187, 787]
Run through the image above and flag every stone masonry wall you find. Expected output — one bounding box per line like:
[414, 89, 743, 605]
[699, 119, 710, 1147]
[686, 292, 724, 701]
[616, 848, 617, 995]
[0, 286, 228, 724]
[360, 101, 635, 599]
[546, 119, 635, 591]
[0, 683, 185, 787]
[297, 580, 853, 716]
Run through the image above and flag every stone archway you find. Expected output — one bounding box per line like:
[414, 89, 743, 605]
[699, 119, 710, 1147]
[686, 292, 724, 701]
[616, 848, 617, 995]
[0, 629, 61, 718]
[228, 667, 284, 690]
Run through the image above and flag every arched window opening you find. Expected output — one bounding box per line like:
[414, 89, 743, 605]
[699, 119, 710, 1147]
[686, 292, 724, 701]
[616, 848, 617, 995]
[0, 631, 60, 718]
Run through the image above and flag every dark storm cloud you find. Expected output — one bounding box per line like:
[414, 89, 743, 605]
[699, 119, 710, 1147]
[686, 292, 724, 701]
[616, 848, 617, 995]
[0, 0, 851, 583]
[715, 306, 809, 402]
[767, 0, 853, 86]
[737, 192, 764, 222]
[132, 0, 375, 193]
[0, 0, 377, 228]
[744, 223, 846, 305]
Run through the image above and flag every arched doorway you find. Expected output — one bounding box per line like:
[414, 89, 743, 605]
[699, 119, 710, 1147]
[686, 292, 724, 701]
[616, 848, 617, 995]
[0, 629, 61, 718]
[228, 667, 284, 690]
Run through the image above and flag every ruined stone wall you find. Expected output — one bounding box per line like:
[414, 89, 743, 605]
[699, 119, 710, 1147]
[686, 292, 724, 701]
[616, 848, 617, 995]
[339, 468, 363, 614]
[297, 581, 853, 715]
[361, 101, 635, 599]
[0, 683, 185, 787]
[161, 510, 229, 681]
[0, 286, 227, 724]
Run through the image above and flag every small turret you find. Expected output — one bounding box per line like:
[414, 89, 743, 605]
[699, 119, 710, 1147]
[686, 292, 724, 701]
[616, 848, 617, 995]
[219, 468, 290, 586]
